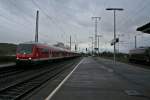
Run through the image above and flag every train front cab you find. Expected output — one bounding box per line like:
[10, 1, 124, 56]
[16, 43, 39, 65]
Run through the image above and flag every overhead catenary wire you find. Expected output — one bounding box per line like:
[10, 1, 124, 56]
[0, 10, 32, 31]
[118, 0, 150, 31]
[0, 13, 33, 38]
[0, 0, 38, 37]
[31, 0, 88, 47]
[31, 0, 67, 42]
[9, 0, 33, 25]
[112, 0, 150, 51]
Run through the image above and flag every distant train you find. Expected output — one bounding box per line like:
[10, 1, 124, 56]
[129, 47, 150, 63]
[16, 42, 79, 64]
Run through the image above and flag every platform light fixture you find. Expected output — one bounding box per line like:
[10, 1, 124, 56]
[106, 8, 124, 64]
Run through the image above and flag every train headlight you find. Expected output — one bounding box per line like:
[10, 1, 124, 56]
[29, 57, 32, 60]
[16, 57, 19, 60]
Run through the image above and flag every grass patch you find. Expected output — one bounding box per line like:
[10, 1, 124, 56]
[0, 56, 16, 64]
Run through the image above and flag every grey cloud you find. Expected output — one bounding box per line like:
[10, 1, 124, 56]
[0, 0, 149, 53]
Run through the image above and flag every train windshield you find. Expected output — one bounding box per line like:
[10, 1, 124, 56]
[17, 44, 33, 54]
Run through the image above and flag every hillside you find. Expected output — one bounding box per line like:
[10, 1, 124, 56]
[0, 43, 17, 56]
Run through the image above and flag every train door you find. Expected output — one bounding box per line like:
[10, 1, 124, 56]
[34, 45, 40, 59]
[41, 48, 49, 58]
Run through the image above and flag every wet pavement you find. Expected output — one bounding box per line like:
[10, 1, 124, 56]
[48, 57, 150, 100]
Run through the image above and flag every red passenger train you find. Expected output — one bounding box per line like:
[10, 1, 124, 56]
[16, 42, 79, 64]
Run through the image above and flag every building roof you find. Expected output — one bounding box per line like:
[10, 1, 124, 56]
[137, 22, 150, 33]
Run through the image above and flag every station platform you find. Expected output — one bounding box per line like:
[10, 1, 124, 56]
[0, 62, 15, 68]
[46, 57, 150, 100]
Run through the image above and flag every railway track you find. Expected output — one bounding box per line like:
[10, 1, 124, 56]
[0, 66, 18, 75]
[0, 58, 80, 100]
[0, 64, 53, 79]
[0, 69, 25, 78]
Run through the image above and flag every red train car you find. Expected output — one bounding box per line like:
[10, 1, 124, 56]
[16, 42, 78, 64]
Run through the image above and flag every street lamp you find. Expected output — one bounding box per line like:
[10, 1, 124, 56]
[97, 35, 102, 54]
[106, 8, 124, 64]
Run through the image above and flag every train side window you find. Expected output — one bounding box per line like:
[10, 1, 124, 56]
[145, 49, 149, 56]
[49, 50, 52, 54]
[41, 48, 49, 54]
[51, 51, 53, 56]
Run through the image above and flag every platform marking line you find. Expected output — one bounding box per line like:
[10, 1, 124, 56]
[45, 58, 84, 100]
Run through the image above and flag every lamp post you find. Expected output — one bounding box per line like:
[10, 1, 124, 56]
[106, 8, 124, 64]
[97, 35, 102, 54]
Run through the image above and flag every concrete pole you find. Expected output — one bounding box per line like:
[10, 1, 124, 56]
[35, 10, 39, 43]
[114, 10, 116, 64]
[98, 35, 100, 53]
[97, 35, 102, 55]
[70, 35, 71, 51]
[135, 35, 137, 48]
[89, 37, 94, 55]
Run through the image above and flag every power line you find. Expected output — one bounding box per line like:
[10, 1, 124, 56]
[32, 0, 93, 45]
[0, 11, 31, 30]
[9, 0, 33, 25]
[0, 0, 36, 34]
[31, 0, 67, 41]
[118, 0, 150, 30]
[0, 14, 33, 36]
[92, 17, 101, 52]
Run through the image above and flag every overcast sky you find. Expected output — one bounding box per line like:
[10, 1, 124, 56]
[0, 0, 150, 53]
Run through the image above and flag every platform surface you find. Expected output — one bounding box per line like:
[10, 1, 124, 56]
[0, 62, 15, 68]
[49, 57, 150, 100]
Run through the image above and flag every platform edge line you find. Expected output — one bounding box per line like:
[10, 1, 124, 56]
[45, 58, 84, 100]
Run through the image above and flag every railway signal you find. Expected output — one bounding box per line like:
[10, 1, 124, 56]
[111, 38, 119, 46]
